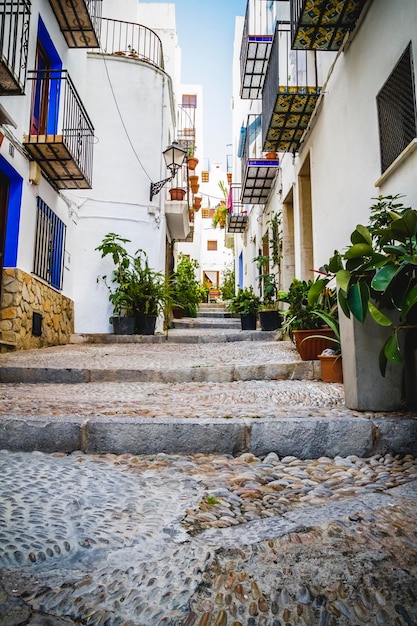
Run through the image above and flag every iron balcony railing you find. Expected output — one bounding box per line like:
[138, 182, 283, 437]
[240, 114, 279, 205]
[24, 69, 94, 189]
[262, 25, 320, 153]
[240, 0, 277, 99]
[177, 104, 196, 152]
[290, 0, 365, 51]
[227, 183, 248, 234]
[48, 0, 102, 48]
[100, 18, 164, 70]
[0, 0, 31, 95]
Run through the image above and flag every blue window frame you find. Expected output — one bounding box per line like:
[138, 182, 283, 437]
[0, 155, 23, 268]
[31, 17, 62, 135]
[34, 197, 66, 290]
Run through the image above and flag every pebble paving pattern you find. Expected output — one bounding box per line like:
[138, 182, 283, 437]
[0, 449, 416, 625]
[0, 380, 345, 419]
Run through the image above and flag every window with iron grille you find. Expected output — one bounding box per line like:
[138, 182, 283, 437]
[201, 208, 215, 219]
[201, 170, 209, 183]
[33, 197, 66, 290]
[377, 43, 417, 173]
[207, 240, 218, 251]
[182, 94, 197, 108]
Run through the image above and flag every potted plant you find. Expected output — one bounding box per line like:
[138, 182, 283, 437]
[95, 233, 137, 335]
[169, 187, 186, 201]
[254, 253, 282, 331]
[228, 287, 261, 330]
[307, 311, 343, 383]
[170, 254, 205, 318]
[278, 278, 336, 360]
[187, 145, 199, 171]
[131, 250, 167, 335]
[326, 194, 417, 408]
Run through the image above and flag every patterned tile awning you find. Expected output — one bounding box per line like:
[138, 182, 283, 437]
[240, 35, 273, 100]
[291, 0, 366, 51]
[263, 88, 321, 153]
[48, 0, 102, 48]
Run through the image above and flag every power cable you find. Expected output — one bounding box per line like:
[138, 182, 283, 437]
[100, 52, 152, 182]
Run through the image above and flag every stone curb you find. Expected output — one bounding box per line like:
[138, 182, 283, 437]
[1, 414, 416, 457]
[70, 330, 278, 344]
[0, 361, 317, 384]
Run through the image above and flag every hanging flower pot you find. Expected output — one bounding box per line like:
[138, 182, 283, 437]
[169, 188, 186, 201]
[191, 184, 199, 195]
[188, 156, 199, 171]
[193, 197, 202, 211]
[189, 175, 199, 187]
[265, 151, 278, 159]
[227, 172, 232, 184]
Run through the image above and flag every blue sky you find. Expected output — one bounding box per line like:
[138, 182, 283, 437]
[145, 0, 247, 166]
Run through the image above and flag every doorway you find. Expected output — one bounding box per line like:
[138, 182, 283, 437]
[0, 171, 10, 300]
[298, 154, 314, 280]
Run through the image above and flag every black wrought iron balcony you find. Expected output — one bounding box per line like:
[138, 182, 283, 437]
[99, 18, 164, 70]
[262, 26, 321, 154]
[227, 184, 248, 234]
[240, 114, 279, 205]
[0, 0, 31, 95]
[48, 0, 101, 48]
[290, 0, 366, 51]
[240, 0, 274, 99]
[23, 70, 94, 189]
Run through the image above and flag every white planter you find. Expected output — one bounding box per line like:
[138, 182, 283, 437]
[339, 306, 403, 411]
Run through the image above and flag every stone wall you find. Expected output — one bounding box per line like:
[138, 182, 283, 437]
[0, 268, 74, 351]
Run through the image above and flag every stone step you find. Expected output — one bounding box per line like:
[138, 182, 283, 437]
[172, 317, 241, 330]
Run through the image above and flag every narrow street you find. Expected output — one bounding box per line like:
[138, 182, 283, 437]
[0, 328, 416, 625]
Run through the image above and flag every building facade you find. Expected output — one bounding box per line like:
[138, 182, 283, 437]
[231, 0, 417, 297]
[0, 0, 188, 346]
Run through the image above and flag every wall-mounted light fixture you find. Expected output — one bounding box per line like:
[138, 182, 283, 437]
[150, 141, 187, 201]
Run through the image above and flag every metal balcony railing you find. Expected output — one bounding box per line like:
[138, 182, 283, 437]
[290, 0, 366, 51]
[240, 0, 276, 99]
[100, 18, 164, 70]
[48, 0, 101, 47]
[227, 184, 248, 234]
[262, 25, 321, 153]
[0, 0, 31, 95]
[177, 104, 196, 152]
[23, 70, 94, 189]
[240, 114, 279, 205]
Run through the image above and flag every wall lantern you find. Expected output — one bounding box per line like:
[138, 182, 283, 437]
[150, 141, 187, 201]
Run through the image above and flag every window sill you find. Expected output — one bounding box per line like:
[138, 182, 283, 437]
[375, 138, 417, 187]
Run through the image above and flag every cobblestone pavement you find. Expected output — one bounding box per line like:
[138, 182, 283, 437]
[0, 450, 416, 625]
[1, 337, 416, 624]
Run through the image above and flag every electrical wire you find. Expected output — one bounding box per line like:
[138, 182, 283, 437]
[100, 52, 152, 182]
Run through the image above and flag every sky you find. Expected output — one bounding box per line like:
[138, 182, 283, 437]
[145, 0, 247, 166]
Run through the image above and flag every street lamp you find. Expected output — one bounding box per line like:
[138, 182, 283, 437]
[150, 141, 187, 201]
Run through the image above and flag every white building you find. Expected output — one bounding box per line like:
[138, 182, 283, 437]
[0, 0, 189, 346]
[232, 0, 417, 295]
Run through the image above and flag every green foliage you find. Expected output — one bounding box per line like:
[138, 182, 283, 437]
[212, 202, 227, 229]
[171, 254, 205, 317]
[220, 264, 235, 301]
[228, 287, 261, 315]
[328, 195, 417, 375]
[96, 232, 167, 319]
[278, 278, 337, 339]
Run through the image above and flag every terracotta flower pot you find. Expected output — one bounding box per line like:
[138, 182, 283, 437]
[319, 354, 343, 383]
[293, 328, 335, 361]
[169, 188, 186, 201]
[187, 157, 199, 171]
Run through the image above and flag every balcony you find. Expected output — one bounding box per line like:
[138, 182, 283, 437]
[227, 184, 248, 233]
[99, 18, 164, 70]
[0, 0, 31, 95]
[23, 70, 94, 189]
[165, 201, 190, 241]
[290, 0, 366, 51]
[48, 0, 101, 48]
[241, 114, 279, 204]
[262, 26, 321, 154]
[240, 0, 276, 99]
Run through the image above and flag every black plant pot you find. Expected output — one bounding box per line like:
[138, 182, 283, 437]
[135, 313, 157, 335]
[240, 313, 257, 330]
[112, 316, 135, 335]
[259, 310, 282, 331]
